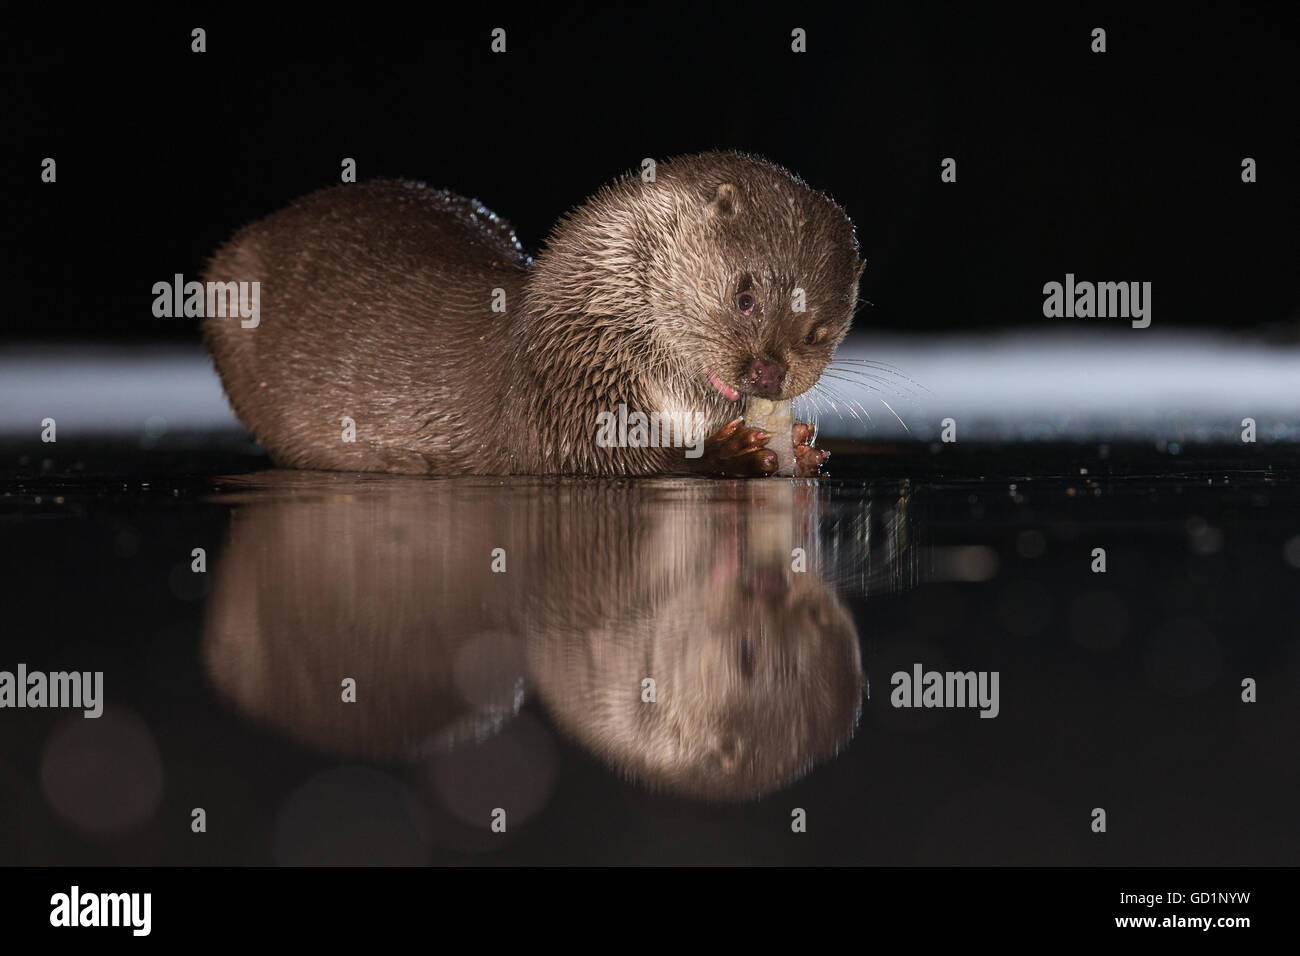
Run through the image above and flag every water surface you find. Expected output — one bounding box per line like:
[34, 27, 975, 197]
[1, 439, 1296, 864]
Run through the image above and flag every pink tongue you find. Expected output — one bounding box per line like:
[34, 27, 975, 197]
[709, 371, 740, 401]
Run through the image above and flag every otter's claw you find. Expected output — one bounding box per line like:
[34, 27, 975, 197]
[697, 418, 779, 477]
[793, 421, 830, 477]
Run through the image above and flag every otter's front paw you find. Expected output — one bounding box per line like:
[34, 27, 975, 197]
[793, 422, 830, 477]
[696, 418, 778, 477]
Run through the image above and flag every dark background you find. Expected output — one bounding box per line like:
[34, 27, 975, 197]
[3, 2, 1296, 344]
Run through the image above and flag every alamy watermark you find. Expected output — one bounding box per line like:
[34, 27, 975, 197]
[152, 274, 260, 328]
[0, 664, 103, 718]
[890, 663, 1000, 718]
[1043, 273, 1151, 328]
[595, 404, 707, 458]
[50, 886, 150, 936]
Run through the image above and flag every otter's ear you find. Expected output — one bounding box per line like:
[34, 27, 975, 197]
[707, 183, 740, 218]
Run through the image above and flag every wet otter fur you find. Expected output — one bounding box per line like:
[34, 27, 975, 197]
[202, 152, 863, 476]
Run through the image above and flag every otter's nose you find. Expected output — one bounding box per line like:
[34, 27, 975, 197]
[746, 358, 787, 397]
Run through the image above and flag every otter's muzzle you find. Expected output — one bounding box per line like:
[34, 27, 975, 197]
[746, 358, 787, 397]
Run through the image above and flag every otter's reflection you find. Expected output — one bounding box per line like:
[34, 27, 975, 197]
[203, 473, 913, 801]
[202, 476, 530, 761]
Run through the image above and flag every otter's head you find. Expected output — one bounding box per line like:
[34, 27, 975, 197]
[529, 559, 866, 802]
[650, 153, 865, 403]
[526, 152, 865, 404]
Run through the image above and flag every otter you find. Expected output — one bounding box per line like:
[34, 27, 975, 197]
[202, 152, 864, 477]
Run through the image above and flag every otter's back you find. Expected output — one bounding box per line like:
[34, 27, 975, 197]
[202, 180, 529, 472]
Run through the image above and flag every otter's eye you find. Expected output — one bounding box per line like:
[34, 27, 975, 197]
[736, 292, 757, 315]
[803, 327, 825, 345]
